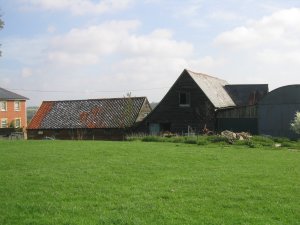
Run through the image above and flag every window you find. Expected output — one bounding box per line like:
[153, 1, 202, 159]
[179, 92, 190, 107]
[1, 118, 8, 128]
[15, 118, 21, 128]
[14, 101, 21, 111]
[0, 101, 7, 111]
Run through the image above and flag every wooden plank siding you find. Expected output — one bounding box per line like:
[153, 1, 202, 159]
[216, 105, 258, 118]
[141, 70, 216, 134]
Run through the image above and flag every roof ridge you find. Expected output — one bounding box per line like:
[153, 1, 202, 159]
[42, 96, 147, 103]
[185, 69, 227, 83]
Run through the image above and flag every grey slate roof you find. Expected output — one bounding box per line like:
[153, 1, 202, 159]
[28, 97, 147, 129]
[186, 70, 236, 108]
[0, 87, 29, 100]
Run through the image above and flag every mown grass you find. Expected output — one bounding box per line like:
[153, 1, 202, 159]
[0, 140, 299, 225]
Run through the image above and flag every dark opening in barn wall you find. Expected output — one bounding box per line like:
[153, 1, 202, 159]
[216, 118, 258, 134]
[258, 85, 300, 139]
[216, 105, 258, 134]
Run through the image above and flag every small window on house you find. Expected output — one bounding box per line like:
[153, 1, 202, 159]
[0, 101, 7, 111]
[1, 118, 8, 128]
[179, 92, 190, 107]
[15, 118, 21, 128]
[14, 101, 21, 111]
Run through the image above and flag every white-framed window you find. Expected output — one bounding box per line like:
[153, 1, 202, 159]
[0, 101, 7, 111]
[15, 118, 21, 128]
[1, 118, 8, 128]
[179, 92, 190, 107]
[14, 101, 21, 111]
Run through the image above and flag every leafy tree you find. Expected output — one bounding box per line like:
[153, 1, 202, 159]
[291, 111, 300, 134]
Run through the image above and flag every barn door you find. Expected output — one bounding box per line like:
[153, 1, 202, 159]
[149, 123, 160, 135]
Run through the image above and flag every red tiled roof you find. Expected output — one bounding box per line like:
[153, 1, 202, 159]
[27, 97, 147, 129]
[27, 102, 54, 129]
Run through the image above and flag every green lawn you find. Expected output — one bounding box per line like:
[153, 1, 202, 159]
[0, 141, 299, 225]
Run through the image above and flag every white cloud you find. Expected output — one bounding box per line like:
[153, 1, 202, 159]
[47, 20, 194, 66]
[214, 8, 300, 49]
[19, 0, 134, 15]
[206, 7, 300, 91]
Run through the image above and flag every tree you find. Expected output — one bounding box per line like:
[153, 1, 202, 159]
[291, 111, 300, 134]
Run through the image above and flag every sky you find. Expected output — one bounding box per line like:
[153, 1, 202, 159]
[0, 0, 300, 106]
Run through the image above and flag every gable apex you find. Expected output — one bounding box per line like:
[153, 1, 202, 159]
[184, 69, 236, 108]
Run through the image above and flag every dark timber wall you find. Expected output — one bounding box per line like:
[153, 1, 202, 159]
[141, 71, 215, 134]
[216, 105, 258, 134]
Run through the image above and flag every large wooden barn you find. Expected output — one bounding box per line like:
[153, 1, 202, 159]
[27, 97, 151, 140]
[139, 69, 268, 135]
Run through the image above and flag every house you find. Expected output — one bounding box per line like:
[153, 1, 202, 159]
[0, 87, 29, 129]
[27, 97, 151, 140]
[140, 69, 268, 135]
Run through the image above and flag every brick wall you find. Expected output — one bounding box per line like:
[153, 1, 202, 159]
[0, 100, 27, 129]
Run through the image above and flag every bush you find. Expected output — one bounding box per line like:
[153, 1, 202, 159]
[291, 111, 300, 134]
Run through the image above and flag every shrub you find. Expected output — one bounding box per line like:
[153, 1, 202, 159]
[291, 111, 300, 134]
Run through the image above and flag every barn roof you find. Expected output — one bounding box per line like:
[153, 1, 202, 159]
[225, 84, 268, 106]
[186, 70, 236, 108]
[28, 97, 148, 129]
[0, 87, 29, 100]
[259, 85, 300, 105]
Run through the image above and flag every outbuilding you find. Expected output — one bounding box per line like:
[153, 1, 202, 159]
[27, 97, 151, 140]
[258, 85, 300, 139]
[140, 69, 268, 135]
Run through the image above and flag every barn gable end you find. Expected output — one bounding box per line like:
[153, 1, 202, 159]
[141, 69, 235, 134]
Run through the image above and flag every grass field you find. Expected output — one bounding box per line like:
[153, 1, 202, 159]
[0, 141, 299, 225]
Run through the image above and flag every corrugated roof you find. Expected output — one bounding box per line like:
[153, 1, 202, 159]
[0, 87, 29, 100]
[225, 84, 268, 106]
[28, 97, 147, 129]
[186, 70, 236, 108]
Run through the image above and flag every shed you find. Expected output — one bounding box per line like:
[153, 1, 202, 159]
[258, 85, 300, 139]
[27, 97, 151, 140]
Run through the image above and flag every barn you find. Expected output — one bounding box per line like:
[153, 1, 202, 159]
[140, 69, 268, 135]
[27, 97, 151, 140]
[258, 85, 300, 139]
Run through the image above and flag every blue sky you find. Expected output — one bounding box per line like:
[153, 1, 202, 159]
[1, 0, 300, 106]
